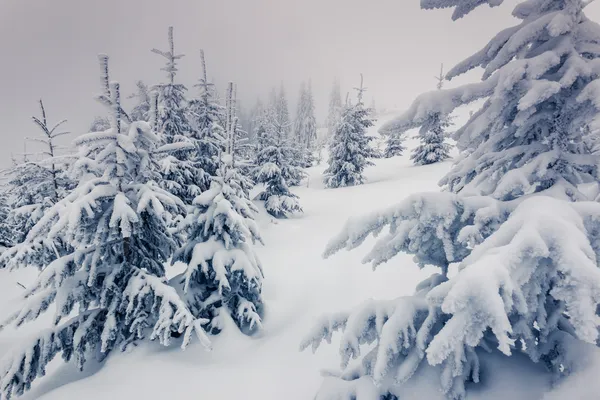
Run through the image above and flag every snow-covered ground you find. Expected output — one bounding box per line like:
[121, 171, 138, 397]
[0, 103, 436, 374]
[1, 112, 599, 400]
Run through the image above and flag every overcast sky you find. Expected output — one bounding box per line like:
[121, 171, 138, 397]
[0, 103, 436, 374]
[1, 0, 600, 167]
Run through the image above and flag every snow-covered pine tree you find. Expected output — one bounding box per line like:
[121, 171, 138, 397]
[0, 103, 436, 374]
[384, 131, 405, 158]
[293, 82, 309, 163]
[247, 99, 264, 147]
[326, 79, 343, 141]
[128, 80, 151, 122]
[172, 149, 264, 335]
[408, 63, 452, 165]
[224, 83, 255, 189]
[151, 26, 200, 204]
[0, 89, 211, 399]
[292, 81, 317, 167]
[266, 87, 305, 187]
[275, 83, 292, 142]
[255, 103, 303, 218]
[323, 74, 374, 188]
[302, 81, 318, 167]
[187, 49, 227, 186]
[0, 188, 12, 249]
[5, 100, 73, 245]
[304, 1, 600, 399]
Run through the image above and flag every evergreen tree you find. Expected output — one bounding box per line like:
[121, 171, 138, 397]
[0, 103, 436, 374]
[255, 105, 303, 218]
[326, 79, 342, 140]
[0, 188, 12, 249]
[292, 81, 317, 167]
[171, 154, 264, 336]
[409, 64, 452, 165]
[410, 112, 452, 165]
[128, 80, 151, 122]
[302, 81, 318, 167]
[0, 100, 210, 399]
[151, 27, 199, 204]
[224, 83, 255, 187]
[5, 100, 73, 245]
[187, 49, 227, 185]
[384, 131, 405, 158]
[323, 75, 374, 188]
[275, 83, 292, 141]
[266, 88, 305, 187]
[305, 1, 600, 399]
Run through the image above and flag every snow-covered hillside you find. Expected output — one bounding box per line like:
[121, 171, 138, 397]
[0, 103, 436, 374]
[1, 114, 599, 400]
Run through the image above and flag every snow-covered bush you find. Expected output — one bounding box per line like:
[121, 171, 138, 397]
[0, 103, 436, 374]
[172, 155, 264, 335]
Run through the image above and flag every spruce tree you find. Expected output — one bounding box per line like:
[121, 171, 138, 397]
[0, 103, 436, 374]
[266, 88, 305, 187]
[323, 75, 374, 188]
[384, 131, 405, 158]
[171, 153, 264, 336]
[0, 189, 12, 249]
[255, 105, 303, 218]
[409, 64, 452, 165]
[5, 100, 73, 245]
[128, 80, 151, 122]
[326, 79, 343, 141]
[187, 49, 227, 185]
[302, 81, 318, 167]
[410, 112, 452, 165]
[0, 83, 210, 399]
[292, 81, 317, 167]
[151, 27, 200, 204]
[304, 1, 600, 399]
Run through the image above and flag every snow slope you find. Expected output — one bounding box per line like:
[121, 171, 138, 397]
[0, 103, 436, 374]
[0, 111, 597, 400]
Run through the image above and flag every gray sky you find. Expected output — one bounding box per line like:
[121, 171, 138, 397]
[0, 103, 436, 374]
[1, 0, 600, 167]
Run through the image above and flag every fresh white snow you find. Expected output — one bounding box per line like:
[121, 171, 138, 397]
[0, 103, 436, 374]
[0, 112, 598, 400]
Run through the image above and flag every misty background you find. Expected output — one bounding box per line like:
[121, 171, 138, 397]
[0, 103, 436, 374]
[1, 0, 600, 168]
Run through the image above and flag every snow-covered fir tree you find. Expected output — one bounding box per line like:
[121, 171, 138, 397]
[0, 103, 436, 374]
[274, 84, 292, 141]
[187, 49, 227, 186]
[304, 1, 600, 399]
[0, 188, 12, 249]
[4, 100, 73, 245]
[172, 152, 264, 335]
[323, 75, 374, 188]
[266, 87, 305, 187]
[255, 104, 303, 218]
[384, 131, 405, 158]
[0, 93, 211, 399]
[293, 81, 318, 167]
[128, 80, 151, 122]
[219, 83, 254, 193]
[407, 64, 452, 165]
[151, 27, 200, 204]
[410, 111, 452, 165]
[326, 79, 343, 141]
[302, 81, 318, 166]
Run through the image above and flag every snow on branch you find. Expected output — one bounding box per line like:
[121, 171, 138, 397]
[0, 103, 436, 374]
[324, 192, 506, 271]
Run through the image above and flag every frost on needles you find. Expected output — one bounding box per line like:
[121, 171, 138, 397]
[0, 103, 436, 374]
[303, 0, 600, 399]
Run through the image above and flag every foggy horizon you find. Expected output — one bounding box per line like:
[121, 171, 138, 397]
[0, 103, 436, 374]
[2, 0, 600, 166]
